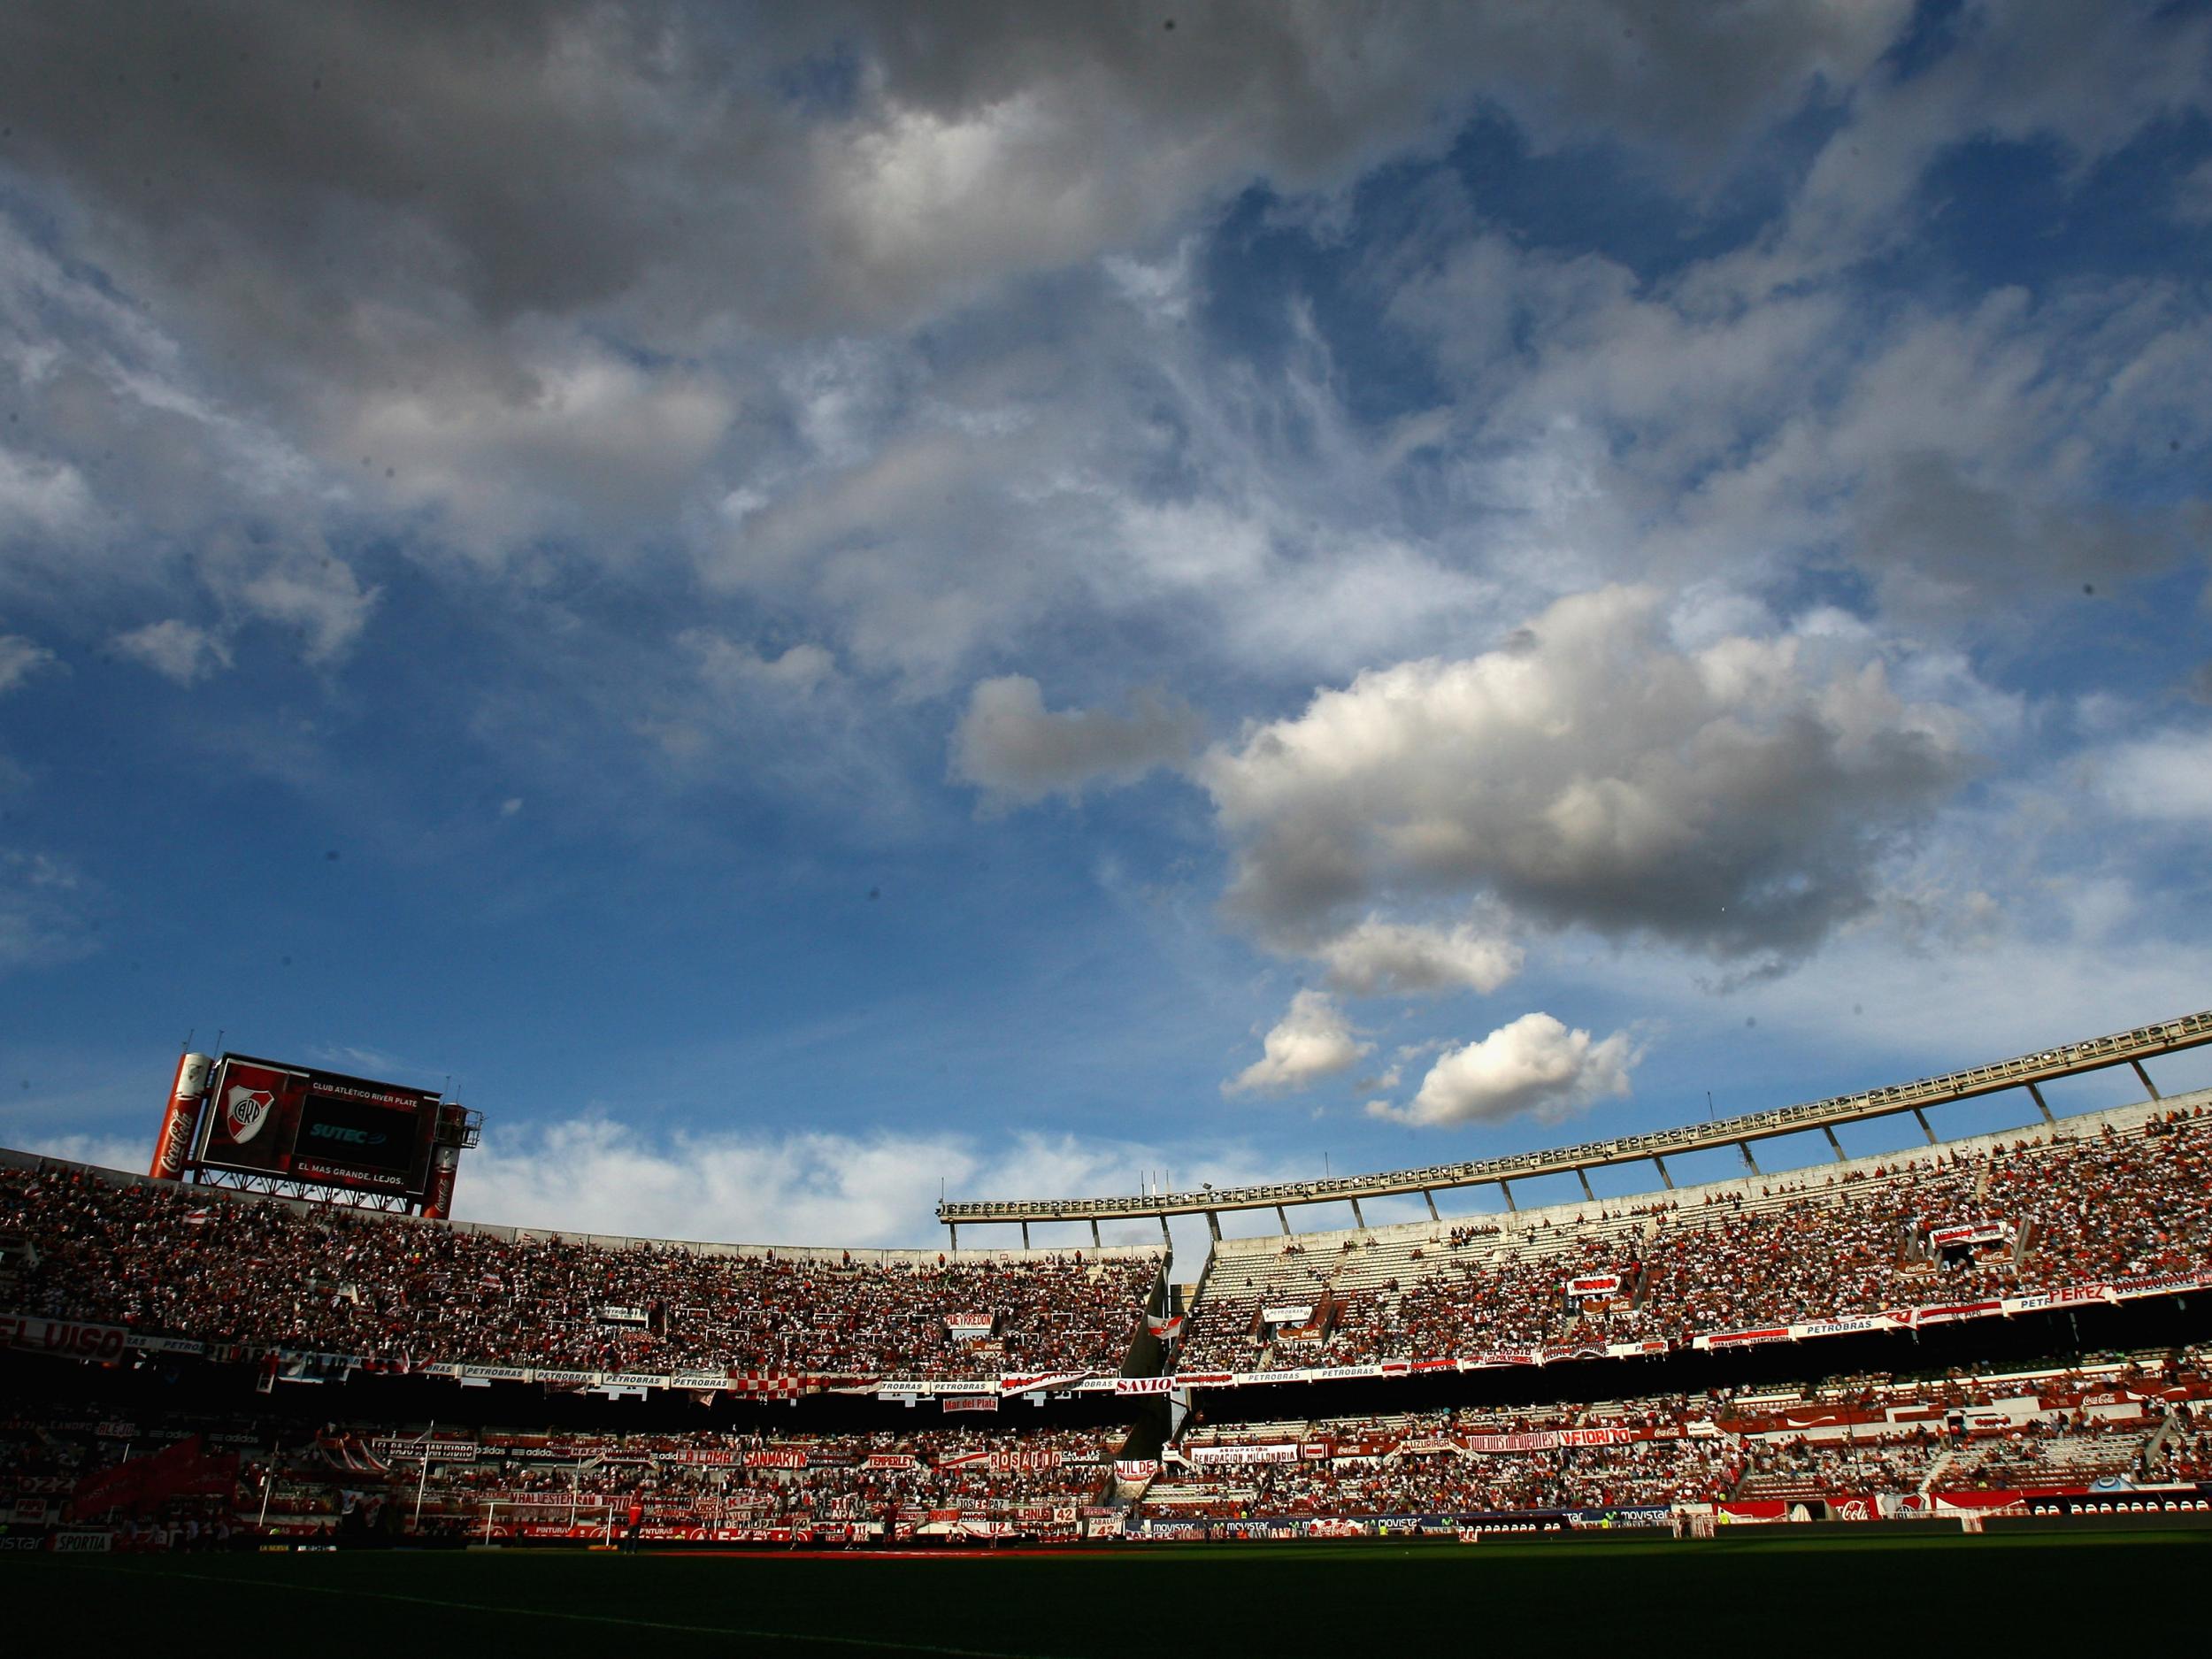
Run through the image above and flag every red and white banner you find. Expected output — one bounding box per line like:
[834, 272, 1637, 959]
[743, 1448, 808, 1470]
[939, 1447, 1063, 1473]
[1260, 1305, 1314, 1325]
[1925, 1220, 2012, 1248]
[1114, 1459, 1161, 1481]
[943, 1394, 999, 1414]
[945, 1312, 995, 1335]
[1460, 1427, 1640, 1454]
[999, 1371, 1087, 1395]
[1565, 1273, 1624, 1298]
[1, 1315, 132, 1364]
[1187, 1441, 1301, 1466]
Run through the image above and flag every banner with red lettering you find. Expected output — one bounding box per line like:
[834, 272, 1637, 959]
[1925, 1220, 2012, 1248]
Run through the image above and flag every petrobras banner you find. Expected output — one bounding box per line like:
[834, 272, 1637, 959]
[1260, 1305, 1314, 1325]
[1790, 1317, 1901, 1341]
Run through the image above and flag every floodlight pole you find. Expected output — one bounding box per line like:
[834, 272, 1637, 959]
[413, 1420, 436, 1529]
[257, 1430, 279, 1527]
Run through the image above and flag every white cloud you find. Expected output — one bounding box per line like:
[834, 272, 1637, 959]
[950, 674, 1203, 805]
[2102, 729, 2212, 825]
[684, 630, 838, 697]
[18, 1132, 146, 1174]
[452, 1114, 1232, 1248]
[109, 618, 232, 684]
[1202, 585, 1983, 965]
[1224, 989, 1371, 1096]
[0, 448, 95, 535]
[224, 549, 379, 664]
[1374, 1010, 1636, 1127]
[0, 632, 56, 694]
[1315, 915, 1523, 997]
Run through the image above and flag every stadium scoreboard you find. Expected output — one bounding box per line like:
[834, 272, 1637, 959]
[150, 1049, 481, 1217]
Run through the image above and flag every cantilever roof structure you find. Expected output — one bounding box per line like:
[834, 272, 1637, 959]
[940, 1010, 2212, 1248]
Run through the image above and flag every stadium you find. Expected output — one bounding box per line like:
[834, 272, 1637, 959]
[5, 1013, 2212, 1647]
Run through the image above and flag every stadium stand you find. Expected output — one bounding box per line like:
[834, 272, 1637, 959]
[9, 1073, 2212, 1549]
[1135, 1347, 2212, 1528]
[0, 1395, 1131, 1543]
[0, 1156, 1163, 1385]
[1176, 1097, 2212, 1375]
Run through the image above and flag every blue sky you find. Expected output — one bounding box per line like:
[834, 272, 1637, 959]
[2, 2, 2210, 1257]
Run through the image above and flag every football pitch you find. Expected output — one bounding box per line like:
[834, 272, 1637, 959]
[8, 1532, 2207, 1654]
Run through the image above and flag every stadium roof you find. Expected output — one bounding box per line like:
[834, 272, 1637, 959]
[939, 1009, 2212, 1243]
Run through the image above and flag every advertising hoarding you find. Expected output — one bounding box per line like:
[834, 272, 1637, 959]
[192, 1055, 439, 1199]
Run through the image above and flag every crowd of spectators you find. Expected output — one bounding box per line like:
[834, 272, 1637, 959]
[1139, 1345, 2212, 1522]
[0, 1162, 1160, 1381]
[361, 1420, 1120, 1531]
[0, 1394, 1124, 1542]
[1178, 1108, 2212, 1372]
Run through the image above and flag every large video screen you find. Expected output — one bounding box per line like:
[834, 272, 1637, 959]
[194, 1055, 439, 1198]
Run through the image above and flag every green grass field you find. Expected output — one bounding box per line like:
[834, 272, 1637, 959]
[7, 1532, 2207, 1655]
